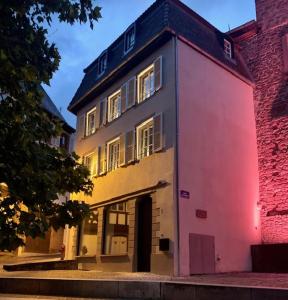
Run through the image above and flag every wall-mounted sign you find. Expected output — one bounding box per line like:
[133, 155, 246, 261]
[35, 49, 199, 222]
[180, 190, 190, 199]
[196, 209, 207, 219]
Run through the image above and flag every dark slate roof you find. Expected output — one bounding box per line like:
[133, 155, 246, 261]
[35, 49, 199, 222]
[40, 86, 75, 133]
[68, 0, 251, 114]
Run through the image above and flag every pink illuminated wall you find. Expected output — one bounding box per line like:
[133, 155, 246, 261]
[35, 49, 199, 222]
[177, 39, 261, 275]
[234, 0, 288, 244]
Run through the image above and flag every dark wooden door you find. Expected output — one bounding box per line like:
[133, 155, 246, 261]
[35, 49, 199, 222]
[137, 195, 152, 272]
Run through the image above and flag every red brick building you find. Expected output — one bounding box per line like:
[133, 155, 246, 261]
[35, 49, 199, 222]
[231, 0, 288, 243]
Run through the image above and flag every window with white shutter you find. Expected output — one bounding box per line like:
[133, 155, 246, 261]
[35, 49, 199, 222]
[107, 137, 120, 171]
[108, 90, 121, 122]
[137, 56, 162, 103]
[137, 65, 154, 103]
[153, 113, 163, 152]
[125, 130, 135, 164]
[136, 117, 154, 159]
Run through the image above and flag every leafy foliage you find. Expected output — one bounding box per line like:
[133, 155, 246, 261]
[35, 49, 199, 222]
[0, 0, 101, 251]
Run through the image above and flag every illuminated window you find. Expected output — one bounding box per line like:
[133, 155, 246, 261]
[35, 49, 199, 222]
[79, 209, 98, 255]
[138, 65, 155, 103]
[84, 152, 96, 177]
[108, 90, 121, 122]
[124, 25, 135, 53]
[137, 118, 154, 159]
[86, 107, 96, 136]
[224, 39, 232, 58]
[103, 202, 129, 255]
[107, 137, 120, 171]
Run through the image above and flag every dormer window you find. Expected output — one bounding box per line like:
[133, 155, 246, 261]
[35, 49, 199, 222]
[124, 25, 135, 54]
[98, 52, 107, 75]
[224, 39, 232, 58]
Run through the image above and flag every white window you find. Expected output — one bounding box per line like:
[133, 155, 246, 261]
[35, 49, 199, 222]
[224, 39, 232, 58]
[124, 25, 135, 53]
[107, 137, 120, 171]
[137, 65, 155, 103]
[108, 90, 121, 122]
[84, 152, 96, 177]
[137, 118, 154, 159]
[86, 107, 97, 136]
[98, 52, 107, 75]
[104, 201, 129, 255]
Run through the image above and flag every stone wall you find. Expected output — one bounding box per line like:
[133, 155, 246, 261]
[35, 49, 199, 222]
[236, 0, 288, 243]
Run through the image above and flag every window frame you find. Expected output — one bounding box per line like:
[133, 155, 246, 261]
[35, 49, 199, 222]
[107, 136, 121, 172]
[85, 106, 97, 137]
[98, 52, 107, 75]
[103, 201, 129, 255]
[124, 24, 136, 54]
[136, 117, 154, 160]
[84, 152, 96, 178]
[108, 90, 121, 122]
[137, 64, 155, 103]
[224, 39, 232, 58]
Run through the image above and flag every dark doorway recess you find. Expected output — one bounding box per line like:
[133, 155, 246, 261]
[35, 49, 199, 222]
[136, 195, 152, 272]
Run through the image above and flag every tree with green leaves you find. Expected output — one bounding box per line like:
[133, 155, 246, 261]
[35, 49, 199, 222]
[0, 1, 101, 251]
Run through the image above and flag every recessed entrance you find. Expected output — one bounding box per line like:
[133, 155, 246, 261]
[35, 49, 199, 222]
[136, 195, 152, 272]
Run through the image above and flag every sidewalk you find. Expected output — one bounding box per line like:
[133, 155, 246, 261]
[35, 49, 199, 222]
[2, 254, 288, 289]
[2, 268, 288, 289]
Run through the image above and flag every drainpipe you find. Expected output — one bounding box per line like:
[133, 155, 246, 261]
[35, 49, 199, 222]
[173, 36, 180, 277]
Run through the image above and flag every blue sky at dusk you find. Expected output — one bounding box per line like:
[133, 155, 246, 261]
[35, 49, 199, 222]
[44, 0, 256, 127]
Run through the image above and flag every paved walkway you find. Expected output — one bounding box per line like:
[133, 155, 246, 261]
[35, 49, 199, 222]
[2, 269, 288, 289]
[2, 254, 288, 290]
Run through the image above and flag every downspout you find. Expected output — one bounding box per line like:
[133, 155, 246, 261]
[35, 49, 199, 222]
[173, 36, 180, 276]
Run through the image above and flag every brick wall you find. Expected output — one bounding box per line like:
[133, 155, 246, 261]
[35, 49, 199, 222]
[236, 0, 288, 243]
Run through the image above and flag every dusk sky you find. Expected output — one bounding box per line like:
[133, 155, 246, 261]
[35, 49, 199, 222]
[44, 0, 256, 127]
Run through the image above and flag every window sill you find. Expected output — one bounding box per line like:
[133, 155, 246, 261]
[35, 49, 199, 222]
[100, 254, 128, 258]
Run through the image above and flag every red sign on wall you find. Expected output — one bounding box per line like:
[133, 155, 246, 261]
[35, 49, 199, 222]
[196, 209, 207, 219]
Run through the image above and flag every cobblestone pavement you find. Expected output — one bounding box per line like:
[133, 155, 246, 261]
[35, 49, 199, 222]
[2, 254, 288, 289]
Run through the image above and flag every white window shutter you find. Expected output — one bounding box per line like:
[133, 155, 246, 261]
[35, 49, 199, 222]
[154, 56, 163, 92]
[92, 151, 98, 176]
[100, 98, 107, 126]
[153, 113, 163, 152]
[121, 83, 127, 113]
[95, 103, 100, 129]
[125, 130, 135, 163]
[76, 114, 85, 141]
[282, 34, 288, 74]
[98, 145, 107, 175]
[127, 77, 136, 109]
[119, 134, 126, 166]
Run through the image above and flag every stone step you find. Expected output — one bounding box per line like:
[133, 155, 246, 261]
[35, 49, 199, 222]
[3, 260, 77, 272]
[1, 277, 288, 299]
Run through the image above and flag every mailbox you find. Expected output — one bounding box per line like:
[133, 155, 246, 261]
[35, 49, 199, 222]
[159, 238, 170, 251]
